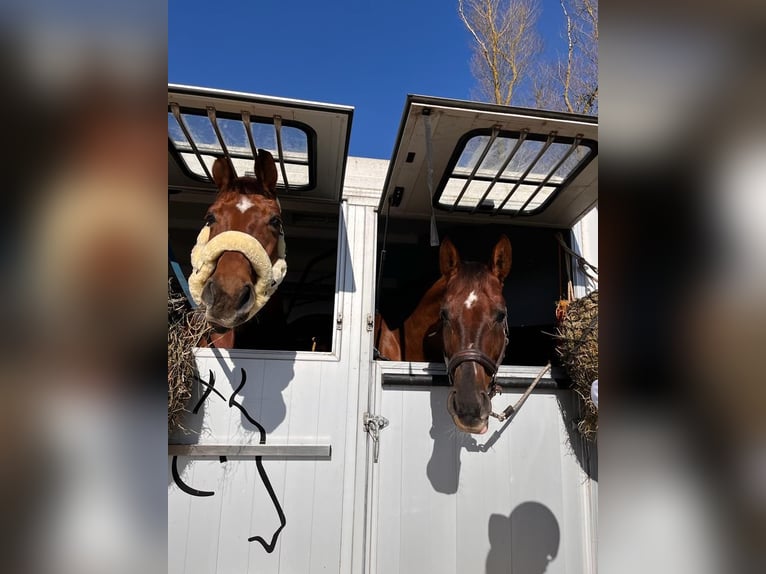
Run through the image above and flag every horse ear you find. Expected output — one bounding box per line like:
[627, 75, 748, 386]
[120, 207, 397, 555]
[253, 149, 278, 195]
[491, 235, 512, 282]
[439, 237, 461, 277]
[212, 157, 236, 191]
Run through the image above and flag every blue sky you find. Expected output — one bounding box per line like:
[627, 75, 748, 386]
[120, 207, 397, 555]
[169, 0, 565, 159]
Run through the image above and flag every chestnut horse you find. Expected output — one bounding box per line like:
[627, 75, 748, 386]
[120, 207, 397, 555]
[376, 236, 512, 434]
[188, 150, 286, 348]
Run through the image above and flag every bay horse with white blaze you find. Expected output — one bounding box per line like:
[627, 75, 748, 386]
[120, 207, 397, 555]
[376, 236, 512, 434]
[187, 150, 287, 348]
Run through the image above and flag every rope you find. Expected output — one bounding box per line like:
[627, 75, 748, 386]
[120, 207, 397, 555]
[170, 368, 287, 552]
[555, 232, 598, 283]
[489, 362, 551, 422]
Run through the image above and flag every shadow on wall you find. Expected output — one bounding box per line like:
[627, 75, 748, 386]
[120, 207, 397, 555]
[426, 389, 461, 494]
[425, 388, 528, 494]
[486, 501, 560, 574]
[555, 390, 598, 482]
[168, 351, 295, 488]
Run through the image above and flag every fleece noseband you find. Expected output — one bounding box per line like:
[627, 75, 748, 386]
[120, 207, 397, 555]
[187, 225, 287, 323]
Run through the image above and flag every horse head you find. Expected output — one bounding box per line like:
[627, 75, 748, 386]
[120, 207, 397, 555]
[188, 149, 286, 333]
[439, 236, 512, 434]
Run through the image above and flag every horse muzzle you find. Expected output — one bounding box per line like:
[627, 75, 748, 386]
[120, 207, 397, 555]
[447, 390, 490, 434]
[201, 276, 256, 329]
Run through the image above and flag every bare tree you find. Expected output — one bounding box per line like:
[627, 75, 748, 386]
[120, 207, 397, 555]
[458, 0, 542, 106]
[555, 0, 598, 114]
[460, 0, 598, 114]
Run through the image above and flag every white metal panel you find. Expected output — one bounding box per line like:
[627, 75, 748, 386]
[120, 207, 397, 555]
[572, 206, 599, 298]
[169, 197, 381, 574]
[169, 356, 339, 572]
[370, 365, 596, 574]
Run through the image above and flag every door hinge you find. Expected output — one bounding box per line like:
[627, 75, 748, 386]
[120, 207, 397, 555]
[363, 412, 389, 463]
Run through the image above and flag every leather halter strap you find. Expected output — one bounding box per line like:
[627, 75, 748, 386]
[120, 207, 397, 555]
[447, 349, 499, 378]
[445, 318, 509, 398]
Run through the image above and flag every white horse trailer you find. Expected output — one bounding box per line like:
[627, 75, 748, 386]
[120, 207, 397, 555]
[168, 85, 598, 574]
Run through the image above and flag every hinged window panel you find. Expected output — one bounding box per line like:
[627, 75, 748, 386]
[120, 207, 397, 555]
[380, 95, 598, 227]
[437, 129, 595, 215]
[168, 84, 353, 204]
[168, 110, 312, 188]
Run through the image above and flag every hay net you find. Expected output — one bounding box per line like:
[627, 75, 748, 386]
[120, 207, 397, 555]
[555, 290, 598, 440]
[168, 279, 210, 432]
[187, 225, 287, 321]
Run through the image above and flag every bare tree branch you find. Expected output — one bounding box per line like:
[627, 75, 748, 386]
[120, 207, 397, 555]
[561, 0, 575, 112]
[459, 0, 597, 115]
[458, 0, 541, 106]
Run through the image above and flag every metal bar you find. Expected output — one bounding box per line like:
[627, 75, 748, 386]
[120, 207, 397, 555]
[470, 129, 529, 214]
[206, 106, 230, 158]
[273, 115, 291, 191]
[517, 135, 582, 214]
[168, 444, 332, 458]
[170, 103, 214, 181]
[450, 125, 500, 211]
[381, 372, 563, 389]
[241, 110, 259, 159]
[178, 149, 308, 166]
[423, 111, 440, 246]
[494, 131, 557, 213]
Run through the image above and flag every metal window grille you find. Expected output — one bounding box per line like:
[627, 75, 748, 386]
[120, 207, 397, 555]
[435, 129, 596, 215]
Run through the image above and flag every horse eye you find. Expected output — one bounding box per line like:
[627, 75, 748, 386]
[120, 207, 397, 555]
[204, 213, 215, 226]
[269, 216, 283, 231]
[495, 310, 507, 323]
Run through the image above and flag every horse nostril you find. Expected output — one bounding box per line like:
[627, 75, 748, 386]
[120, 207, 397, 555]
[447, 391, 458, 416]
[201, 280, 217, 307]
[236, 285, 254, 312]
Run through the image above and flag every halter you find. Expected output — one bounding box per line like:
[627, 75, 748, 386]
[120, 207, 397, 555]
[444, 317, 509, 398]
[187, 224, 287, 323]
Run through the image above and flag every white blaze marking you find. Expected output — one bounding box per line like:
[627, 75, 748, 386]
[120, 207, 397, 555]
[236, 196, 255, 213]
[464, 290, 478, 309]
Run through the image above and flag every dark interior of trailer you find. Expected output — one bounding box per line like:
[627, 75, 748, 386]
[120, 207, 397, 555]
[374, 217, 569, 367]
[169, 198, 339, 352]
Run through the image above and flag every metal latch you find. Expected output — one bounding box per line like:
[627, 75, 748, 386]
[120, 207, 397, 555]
[363, 413, 389, 463]
[366, 313, 374, 332]
[336, 312, 343, 330]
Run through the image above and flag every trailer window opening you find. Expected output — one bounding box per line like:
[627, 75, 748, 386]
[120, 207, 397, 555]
[168, 110, 312, 189]
[435, 130, 595, 215]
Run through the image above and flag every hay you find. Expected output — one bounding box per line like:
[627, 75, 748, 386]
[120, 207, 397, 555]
[555, 290, 598, 440]
[168, 279, 211, 433]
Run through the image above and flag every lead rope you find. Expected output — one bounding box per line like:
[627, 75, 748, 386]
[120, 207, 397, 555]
[489, 362, 552, 422]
